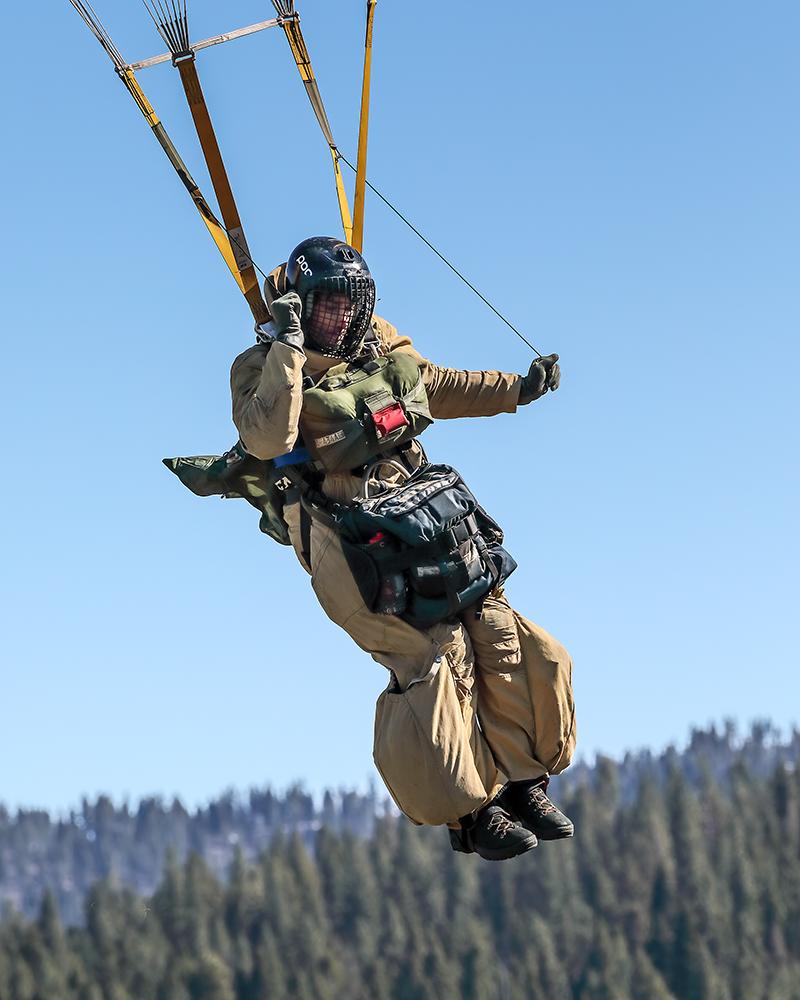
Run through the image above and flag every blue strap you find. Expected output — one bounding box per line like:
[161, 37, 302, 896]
[274, 447, 312, 468]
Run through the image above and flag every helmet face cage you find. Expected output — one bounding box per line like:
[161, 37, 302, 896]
[302, 274, 376, 359]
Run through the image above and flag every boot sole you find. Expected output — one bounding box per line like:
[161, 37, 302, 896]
[531, 825, 574, 841]
[474, 833, 539, 861]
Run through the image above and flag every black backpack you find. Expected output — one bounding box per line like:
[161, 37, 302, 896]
[335, 464, 517, 628]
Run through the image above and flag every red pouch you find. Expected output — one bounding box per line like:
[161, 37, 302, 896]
[372, 403, 410, 438]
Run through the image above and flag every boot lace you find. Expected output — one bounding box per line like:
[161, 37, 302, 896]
[528, 785, 557, 815]
[487, 811, 517, 837]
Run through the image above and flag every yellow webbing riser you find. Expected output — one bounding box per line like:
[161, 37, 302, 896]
[118, 69, 245, 294]
[280, 16, 353, 244]
[69, 2, 265, 321]
[352, 0, 378, 254]
[331, 149, 354, 246]
[172, 57, 269, 325]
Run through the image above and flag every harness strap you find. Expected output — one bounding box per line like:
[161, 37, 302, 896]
[279, 465, 343, 528]
[299, 502, 313, 569]
[442, 558, 461, 617]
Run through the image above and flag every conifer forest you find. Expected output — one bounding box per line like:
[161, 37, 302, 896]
[1, 723, 799, 999]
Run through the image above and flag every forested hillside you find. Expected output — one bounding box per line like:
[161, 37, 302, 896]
[0, 724, 800, 928]
[0, 787, 385, 926]
[1, 722, 797, 928]
[0, 723, 799, 998]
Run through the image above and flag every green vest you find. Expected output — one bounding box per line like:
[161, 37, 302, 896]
[164, 349, 433, 543]
[299, 351, 433, 473]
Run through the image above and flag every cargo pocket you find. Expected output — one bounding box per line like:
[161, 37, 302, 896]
[462, 590, 522, 672]
[372, 650, 490, 826]
[514, 612, 577, 775]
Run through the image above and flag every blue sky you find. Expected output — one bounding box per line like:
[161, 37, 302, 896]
[1, 1, 797, 811]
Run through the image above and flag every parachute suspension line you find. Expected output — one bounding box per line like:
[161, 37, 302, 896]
[142, 0, 269, 325]
[66, 0, 267, 311]
[351, 0, 378, 254]
[71, 1, 541, 350]
[271, 1, 354, 244]
[339, 156, 543, 357]
[143, 0, 187, 56]
[68, 0, 126, 67]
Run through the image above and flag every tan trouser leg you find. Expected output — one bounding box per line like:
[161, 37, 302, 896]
[462, 589, 577, 782]
[308, 520, 506, 825]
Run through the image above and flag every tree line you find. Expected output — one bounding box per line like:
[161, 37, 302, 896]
[2, 721, 796, 929]
[0, 723, 799, 998]
[0, 787, 384, 926]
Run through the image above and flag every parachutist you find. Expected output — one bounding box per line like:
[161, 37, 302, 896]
[226, 237, 576, 858]
[70, 0, 577, 860]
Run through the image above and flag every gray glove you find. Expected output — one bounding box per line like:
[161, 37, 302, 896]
[519, 353, 560, 404]
[268, 291, 305, 351]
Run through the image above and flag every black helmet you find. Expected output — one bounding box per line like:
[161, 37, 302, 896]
[285, 236, 376, 359]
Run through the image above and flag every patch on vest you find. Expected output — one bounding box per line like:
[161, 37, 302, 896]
[314, 430, 347, 449]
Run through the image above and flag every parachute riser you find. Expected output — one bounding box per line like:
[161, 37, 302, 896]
[274, 6, 354, 243]
[67, 1, 255, 303]
[352, 0, 378, 253]
[143, 0, 269, 325]
[70, 0, 546, 357]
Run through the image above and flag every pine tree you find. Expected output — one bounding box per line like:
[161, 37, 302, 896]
[251, 926, 288, 1000]
[521, 916, 571, 999]
[152, 849, 192, 954]
[183, 853, 225, 956]
[184, 951, 236, 1000]
[576, 923, 631, 1000]
[457, 914, 500, 1000]
[629, 949, 675, 1000]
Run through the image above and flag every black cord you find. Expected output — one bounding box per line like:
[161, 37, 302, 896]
[189, 151, 545, 361]
[71, 0, 541, 355]
[338, 154, 543, 358]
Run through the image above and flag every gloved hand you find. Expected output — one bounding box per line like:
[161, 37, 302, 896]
[518, 353, 560, 405]
[268, 291, 305, 351]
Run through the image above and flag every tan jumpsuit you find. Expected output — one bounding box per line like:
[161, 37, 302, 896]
[230, 312, 576, 827]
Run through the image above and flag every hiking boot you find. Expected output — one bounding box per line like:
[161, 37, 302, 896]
[502, 779, 574, 840]
[452, 802, 538, 861]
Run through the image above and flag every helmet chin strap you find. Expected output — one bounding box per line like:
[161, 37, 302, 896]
[351, 321, 380, 361]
